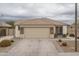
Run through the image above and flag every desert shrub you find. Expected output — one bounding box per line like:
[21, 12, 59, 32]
[62, 42, 67, 46]
[77, 37, 79, 39]
[0, 40, 12, 47]
[63, 34, 67, 38]
[10, 40, 14, 42]
[67, 33, 68, 35]
[58, 39, 62, 42]
[69, 34, 75, 37]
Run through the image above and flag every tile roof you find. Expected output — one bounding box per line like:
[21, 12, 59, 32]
[0, 22, 11, 27]
[15, 18, 68, 26]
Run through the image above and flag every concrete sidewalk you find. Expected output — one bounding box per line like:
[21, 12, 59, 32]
[58, 52, 79, 56]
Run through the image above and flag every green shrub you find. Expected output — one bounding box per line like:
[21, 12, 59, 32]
[63, 34, 67, 38]
[62, 42, 67, 46]
[0, 40, 12, 47]
[69, 34, 75, 37]
[58, 39, 62, 42]
[77, 37, 79, 39]
[10, 40, 14, 42]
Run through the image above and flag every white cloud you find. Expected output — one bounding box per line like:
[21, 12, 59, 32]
[0, 3, 75, 21]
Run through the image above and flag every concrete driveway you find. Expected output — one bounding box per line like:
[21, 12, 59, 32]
[8, 39, 58, 56]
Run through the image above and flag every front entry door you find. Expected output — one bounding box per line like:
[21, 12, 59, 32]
[56, 27, 63, 35]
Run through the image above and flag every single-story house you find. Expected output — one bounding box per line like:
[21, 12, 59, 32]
[14, 18, 68, 39]
[0, 22, 13, 37]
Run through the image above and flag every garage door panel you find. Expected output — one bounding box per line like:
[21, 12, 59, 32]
[24, 28, 49, 39]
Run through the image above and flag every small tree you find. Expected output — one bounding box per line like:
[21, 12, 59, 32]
[58, 39, 62, 42]
[6, 21, 15, 28]
[62, 42, 67, 46]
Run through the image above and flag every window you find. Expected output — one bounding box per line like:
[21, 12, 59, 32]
[0, 29, 6, 36]
[50, 27, 53, 34]
[20, 27, 24, 34]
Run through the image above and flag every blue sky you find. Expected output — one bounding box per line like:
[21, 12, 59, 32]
[0, 3, 75, 21]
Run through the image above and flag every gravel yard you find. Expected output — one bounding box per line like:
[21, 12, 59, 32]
[0, 38, 21, 53]
[1, 38, 79, 56]
[61, 40, 79, 52]
[56, 39, 79, 52]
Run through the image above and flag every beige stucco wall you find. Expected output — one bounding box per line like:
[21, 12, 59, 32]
[8, 28, 14, 36]
[15, 24, 68, 39]
[15, 25, 68, 38]
[68, 26, 75, 35]
[15, 25, 20, 37]
[50, 26, 55, 38]
[6, 28, 9, 36]
[63, 26, 68, 34]
[50, 34, 54, 39]
[68, 25, 79, 37]
[15, 25, 56, 39]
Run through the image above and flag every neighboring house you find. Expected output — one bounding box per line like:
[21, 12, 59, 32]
[14, 18, 68, 39]
[0, 22, 13, 37]
[68, 18, 79, 38]
[68, 24, 79, 37]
